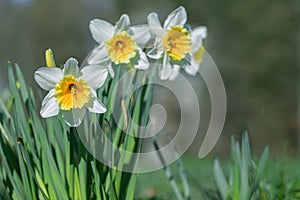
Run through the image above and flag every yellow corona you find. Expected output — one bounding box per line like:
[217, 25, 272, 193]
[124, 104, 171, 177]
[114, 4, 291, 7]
[106, 31, 137, 64]
[54, 75, 91, 110]
[162, 25, 192, 61]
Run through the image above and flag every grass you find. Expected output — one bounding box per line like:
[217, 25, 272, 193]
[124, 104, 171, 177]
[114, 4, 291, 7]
[136, 140, 300, 200]
[136, 156, 215, 199]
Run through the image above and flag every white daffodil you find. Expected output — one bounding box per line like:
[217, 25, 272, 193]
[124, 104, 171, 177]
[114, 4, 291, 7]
[147, 6, 207, 80]
[34, 58, 108, 127]
[87, 14, 150, 77]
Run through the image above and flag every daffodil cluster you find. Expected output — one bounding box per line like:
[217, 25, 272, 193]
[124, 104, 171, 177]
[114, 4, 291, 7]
[88, 6, 207, 80]
[34, 6, 207, 127]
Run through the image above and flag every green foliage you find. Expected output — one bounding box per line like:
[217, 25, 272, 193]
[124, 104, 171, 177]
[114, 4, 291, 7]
[0, 63, 152, 199]
[213, 133, 269, 200]
[213, 133, 300, 200]
[1, 63, 300, 200]
[262, 160, 300, 199]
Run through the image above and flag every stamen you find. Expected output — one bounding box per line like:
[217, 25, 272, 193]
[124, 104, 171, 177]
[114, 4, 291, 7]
[116, 41, 124, 49]
[69, 83, 76, 92]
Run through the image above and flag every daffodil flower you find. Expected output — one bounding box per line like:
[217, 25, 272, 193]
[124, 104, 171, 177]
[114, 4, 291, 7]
[147, 6, 207, 80]
[87, 14, 150, 77]
[34, 58, 108, 127]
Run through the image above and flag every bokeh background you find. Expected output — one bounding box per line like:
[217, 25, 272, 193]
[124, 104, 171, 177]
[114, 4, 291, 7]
[0, 0, 300, 157]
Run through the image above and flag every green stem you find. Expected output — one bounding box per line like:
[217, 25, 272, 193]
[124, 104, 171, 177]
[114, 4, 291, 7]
[70, 127, 83, 166]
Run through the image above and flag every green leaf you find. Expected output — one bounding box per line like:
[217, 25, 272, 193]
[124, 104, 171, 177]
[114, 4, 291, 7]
[15, 63, 29, 103]
[125, 175, 136, 200]
[232, 141, 240, 200]
[253, 147, 269, 191]
[213, 158, 229, 199]
[0, 139, 24, 199]
[78, 159, 87, 200]
[35, 169, 49, 199]
[17, 147, 32, 200]
[74, 169, 82, 200]
[240, 133, 250, 199]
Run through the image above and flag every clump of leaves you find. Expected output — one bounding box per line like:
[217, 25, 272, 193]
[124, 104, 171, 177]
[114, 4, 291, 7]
[0, 63, 139, 200]
[213, 132, 300, 200]
[213, 133, 269, 200]
[263, 161, 300, 199]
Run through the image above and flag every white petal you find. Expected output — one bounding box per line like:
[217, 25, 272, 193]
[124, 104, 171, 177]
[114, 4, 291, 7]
[115, 14, 130, 33]
[147, 12, 166, 38]
[61, 108, 86, 127]
[87, 45, 108, 65]
[147, 48, 163, 59]
[147, 38, 164, 59]
[34, 67, 63, 91]
[147, 12, 161, 29]
[40, 89, 59, 118]
[185, 58, 199, 76]
[163, 6, 187, 28]
[191, 26, 207, 50]
[133, 48, 149, 70]
[87, 89, 107, 113]
[90, 19, 114, 44]
[169, 65, 181, 81]
[80, 65, 108, 89]
[159, 53, 173, 80]
[130, 25, 151, 46]
[63, 58, 80, 77]
[192, 26, 207, 40]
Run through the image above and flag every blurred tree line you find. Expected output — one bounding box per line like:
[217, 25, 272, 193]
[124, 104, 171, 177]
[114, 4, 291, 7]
[0, 0, 299, 156]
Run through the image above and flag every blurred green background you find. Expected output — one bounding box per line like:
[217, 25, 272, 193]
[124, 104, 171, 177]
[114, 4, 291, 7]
[0, 0, 300, 157]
